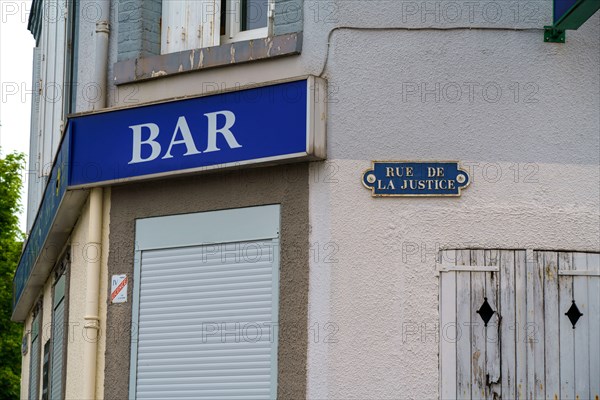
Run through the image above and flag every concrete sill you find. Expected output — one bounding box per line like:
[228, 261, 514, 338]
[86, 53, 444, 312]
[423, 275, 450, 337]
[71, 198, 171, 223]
[113, 32, 302, 85]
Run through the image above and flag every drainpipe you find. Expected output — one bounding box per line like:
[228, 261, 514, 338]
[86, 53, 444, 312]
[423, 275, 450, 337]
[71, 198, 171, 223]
[82, 2, 110, 398]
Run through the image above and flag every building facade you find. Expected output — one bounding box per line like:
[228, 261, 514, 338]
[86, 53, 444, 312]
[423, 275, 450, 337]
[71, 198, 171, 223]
[13, 0, 600, 399]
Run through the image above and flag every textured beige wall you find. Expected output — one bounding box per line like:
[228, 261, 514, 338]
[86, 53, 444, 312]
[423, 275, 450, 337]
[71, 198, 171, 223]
[103, 165, 309, 399]
[64, 197, 89, 399]
[307, 160, 600, 398]
[95, 188, 111, 400]
[63, 188, 111, 400]
[19, 315, 32, 400]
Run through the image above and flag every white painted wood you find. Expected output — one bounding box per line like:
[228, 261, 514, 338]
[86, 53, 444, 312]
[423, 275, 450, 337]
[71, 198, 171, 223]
[440, 249, 600, 400]
[500, 250, 516, 399]
[162, 0, 220, 54]
[484, 250, 501, 399]
[542, 252, 560, 400]
[41, 0, 66, 175]
[558, 252, 575, 400]
[51, 0, 66, 155]
[456, 250, 472, 400]
[439, 250, 457, 400]
[437, 265, 499, 272]
[27, 46, 42, 233]
[558, 270, 600, 276]
[526, 251, 536, 400]
[515, 250, 528, 399]
[532, 251, 546, 400]
[573, 253, 590, 400]
[471, 250, 487, 400]
[587, 253, 600, 400]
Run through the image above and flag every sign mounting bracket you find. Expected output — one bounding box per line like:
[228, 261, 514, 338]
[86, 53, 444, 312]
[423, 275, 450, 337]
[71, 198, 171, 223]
[544, 0, 600, 43]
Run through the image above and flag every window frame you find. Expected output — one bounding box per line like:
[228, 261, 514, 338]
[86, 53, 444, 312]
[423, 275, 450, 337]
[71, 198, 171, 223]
[221, 0, 273, 44]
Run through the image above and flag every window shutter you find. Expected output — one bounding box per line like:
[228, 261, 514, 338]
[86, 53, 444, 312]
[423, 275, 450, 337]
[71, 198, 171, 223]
[29, 314, 41, 400]
[50, 274, 66, 400]
[439, 250, 600, 400]
[27, 46, 42, 233]
[161, 0, 221, 54]
[132, 239, 279, 399]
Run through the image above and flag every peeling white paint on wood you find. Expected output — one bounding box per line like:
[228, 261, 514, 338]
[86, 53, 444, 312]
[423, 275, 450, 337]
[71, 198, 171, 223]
[440, 250, 599, 400]
[559, 252, 575, 400]
[161, 0, 220, 54]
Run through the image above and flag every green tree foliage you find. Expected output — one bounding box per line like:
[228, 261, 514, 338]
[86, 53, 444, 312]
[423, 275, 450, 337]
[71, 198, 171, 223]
[0, 150, 25, 399]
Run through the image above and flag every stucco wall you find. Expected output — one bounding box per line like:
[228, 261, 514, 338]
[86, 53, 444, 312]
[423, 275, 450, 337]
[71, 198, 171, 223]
[64, 197, 89, 400]
[307, 14, 600, 400]
[19, 316, 31, 400]
[94, 0, 600, 397]
[62, 190, 110, 400]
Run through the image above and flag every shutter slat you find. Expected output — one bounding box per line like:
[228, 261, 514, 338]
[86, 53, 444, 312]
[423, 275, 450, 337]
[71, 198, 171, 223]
[137, 388, 270, 398]
[50, 300, 65, 399]
[142, 264, 273, 283]
[139, 288, 271, 303]
[140, 299, 272, 314]
[140, 293, 271, 308]
[139, 365, 270, 375]
[137, 353, 271, 364]
[143, 245, 273, 263]
[135, 239, 277, 399]
[28, 315, 41, 400]
[140, 280, 273, 295]
[141, 272, 273, 288]
[50, 274, 66, 400]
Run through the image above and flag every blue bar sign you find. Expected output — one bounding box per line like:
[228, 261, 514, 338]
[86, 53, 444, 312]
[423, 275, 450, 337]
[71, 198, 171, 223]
[362, 161, 470, 197]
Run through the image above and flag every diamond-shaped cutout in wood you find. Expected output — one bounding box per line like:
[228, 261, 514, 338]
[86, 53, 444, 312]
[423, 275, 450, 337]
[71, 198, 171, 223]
[565, 301, 583, 329]
[476, 297, 495, 327]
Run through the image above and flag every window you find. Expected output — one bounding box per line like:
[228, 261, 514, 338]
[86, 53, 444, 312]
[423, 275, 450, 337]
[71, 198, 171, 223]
[161, 0, 271, 54]
[221, 0, 270, 43]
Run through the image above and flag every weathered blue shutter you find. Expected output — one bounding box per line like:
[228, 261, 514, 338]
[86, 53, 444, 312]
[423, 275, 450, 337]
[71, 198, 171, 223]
[29, 313, 41, 400]
[50, 274, 66, 400]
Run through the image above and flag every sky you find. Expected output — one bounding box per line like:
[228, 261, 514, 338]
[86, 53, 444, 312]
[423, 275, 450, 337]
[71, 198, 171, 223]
[1, 0, 36, 232]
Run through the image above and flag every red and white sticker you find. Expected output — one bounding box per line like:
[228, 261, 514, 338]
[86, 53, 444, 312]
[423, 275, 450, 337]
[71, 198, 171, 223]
[111, 274, 128, 303]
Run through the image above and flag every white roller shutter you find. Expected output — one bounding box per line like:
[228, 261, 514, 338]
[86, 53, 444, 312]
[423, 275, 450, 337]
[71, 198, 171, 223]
[130, 205, 280, 400]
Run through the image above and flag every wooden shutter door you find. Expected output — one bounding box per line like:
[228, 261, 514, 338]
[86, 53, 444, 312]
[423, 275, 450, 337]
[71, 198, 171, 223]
[440, 250, 600, 400]
[553, 252, 600, 400]
[439, 250, 503, 400]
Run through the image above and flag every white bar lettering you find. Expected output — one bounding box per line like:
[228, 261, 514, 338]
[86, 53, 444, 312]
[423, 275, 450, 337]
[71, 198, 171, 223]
[128, 123, 161, 164]
[203, 111, 242, 153]
[162, 116, 202, 159]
